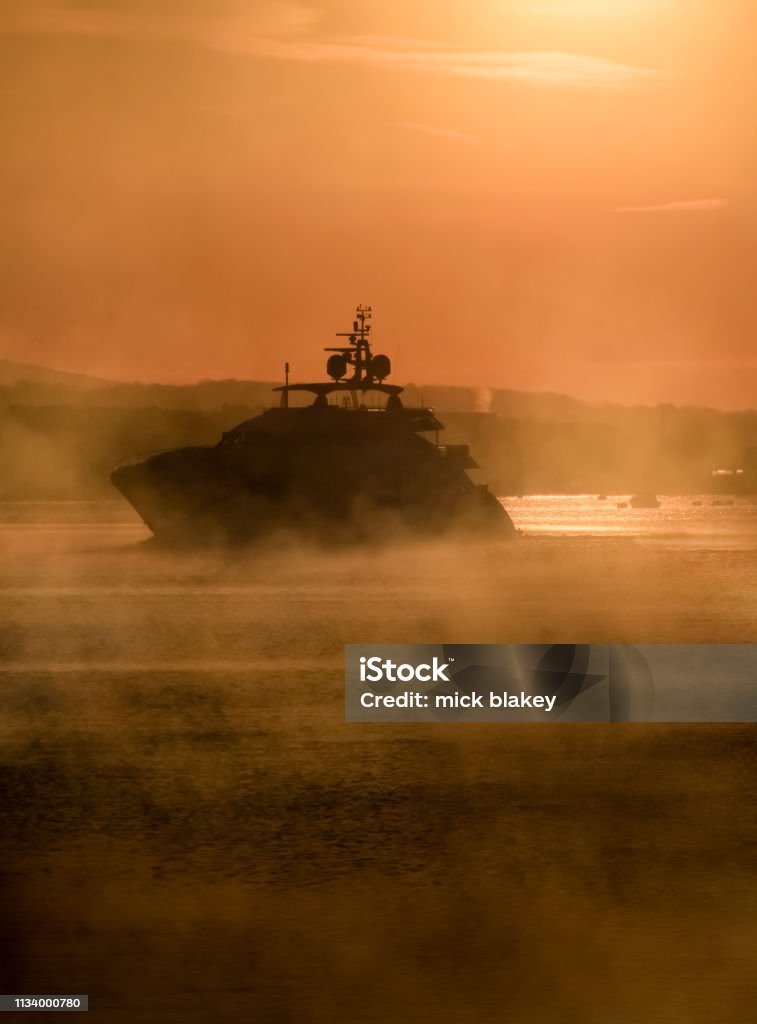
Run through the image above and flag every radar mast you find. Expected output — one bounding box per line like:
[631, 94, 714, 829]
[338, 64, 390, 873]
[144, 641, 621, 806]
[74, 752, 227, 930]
[324, 305, 391, 386]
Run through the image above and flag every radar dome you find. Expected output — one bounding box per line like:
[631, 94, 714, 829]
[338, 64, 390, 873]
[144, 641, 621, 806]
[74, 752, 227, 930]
[326, 354, 348, 380]
[371, 354, 391, 380]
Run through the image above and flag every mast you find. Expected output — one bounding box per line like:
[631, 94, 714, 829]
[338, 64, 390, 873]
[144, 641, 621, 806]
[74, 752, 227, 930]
[280, 361, 291, 408]
[323, 305, 391, 388]
[335, 305, 372, 383]
[275, 305, 394, 407]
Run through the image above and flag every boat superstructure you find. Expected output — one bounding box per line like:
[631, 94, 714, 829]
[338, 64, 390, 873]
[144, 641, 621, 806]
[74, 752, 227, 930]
[111, 307, 516, 543]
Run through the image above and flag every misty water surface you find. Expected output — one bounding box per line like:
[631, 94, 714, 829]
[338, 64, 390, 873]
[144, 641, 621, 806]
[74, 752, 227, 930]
[1, 499, 756, 1022]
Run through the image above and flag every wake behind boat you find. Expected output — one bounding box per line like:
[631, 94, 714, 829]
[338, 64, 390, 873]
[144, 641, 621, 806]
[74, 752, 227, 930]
[111, 306, 516, 543]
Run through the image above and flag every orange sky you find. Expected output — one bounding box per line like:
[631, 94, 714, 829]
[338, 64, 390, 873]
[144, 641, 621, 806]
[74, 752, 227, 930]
[0, 0, 755, 407]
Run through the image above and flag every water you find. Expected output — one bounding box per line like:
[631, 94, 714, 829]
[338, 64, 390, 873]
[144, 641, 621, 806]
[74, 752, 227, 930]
[508, 493, 757, 547]
[1, 500, 756, 1022]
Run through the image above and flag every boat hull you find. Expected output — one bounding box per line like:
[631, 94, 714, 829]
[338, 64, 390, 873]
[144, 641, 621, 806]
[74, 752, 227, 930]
[111, 432, 516, 544]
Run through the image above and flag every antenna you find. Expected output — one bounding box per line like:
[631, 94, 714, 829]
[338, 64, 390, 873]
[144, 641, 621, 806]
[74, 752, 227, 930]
[324, 305, 388, 386]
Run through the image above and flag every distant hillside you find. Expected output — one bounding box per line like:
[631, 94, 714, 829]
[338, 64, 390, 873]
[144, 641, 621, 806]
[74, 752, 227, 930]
[402, 384, 593, 421]
[2, 358, 753, 420]
[0, 357, 112, 390]
[0, 366, 599, 418]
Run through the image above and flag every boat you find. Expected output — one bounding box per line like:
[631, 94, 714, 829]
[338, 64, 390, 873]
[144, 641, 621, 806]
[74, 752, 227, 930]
[111, 306, 517, 543]
[629, 493, 660, 509]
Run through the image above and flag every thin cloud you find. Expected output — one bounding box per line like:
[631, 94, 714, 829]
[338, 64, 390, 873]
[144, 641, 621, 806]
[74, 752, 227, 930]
[1, 6, 668, 88]
[243, 40, 667, 87]
[615, 199, 727, 213]
[521, 1, 669, 15]
[396, 121, 480, 145]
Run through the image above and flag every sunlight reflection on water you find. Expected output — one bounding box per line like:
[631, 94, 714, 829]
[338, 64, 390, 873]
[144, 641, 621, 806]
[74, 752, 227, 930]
[504, 493, 757, 547]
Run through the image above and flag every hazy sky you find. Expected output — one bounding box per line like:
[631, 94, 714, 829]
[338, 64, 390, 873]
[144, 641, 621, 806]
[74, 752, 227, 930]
[1, 0, 755, 406]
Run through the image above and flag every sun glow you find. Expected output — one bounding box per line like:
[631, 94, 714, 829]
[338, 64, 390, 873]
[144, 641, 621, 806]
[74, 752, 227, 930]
[0, 0, 753, 406]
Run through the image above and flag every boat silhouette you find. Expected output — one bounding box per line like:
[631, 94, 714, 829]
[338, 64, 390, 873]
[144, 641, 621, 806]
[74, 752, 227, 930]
[111, 306, 516, 543]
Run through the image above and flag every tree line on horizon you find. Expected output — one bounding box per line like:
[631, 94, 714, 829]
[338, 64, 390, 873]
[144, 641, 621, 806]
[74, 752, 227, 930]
[0, 377, 755, 501]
